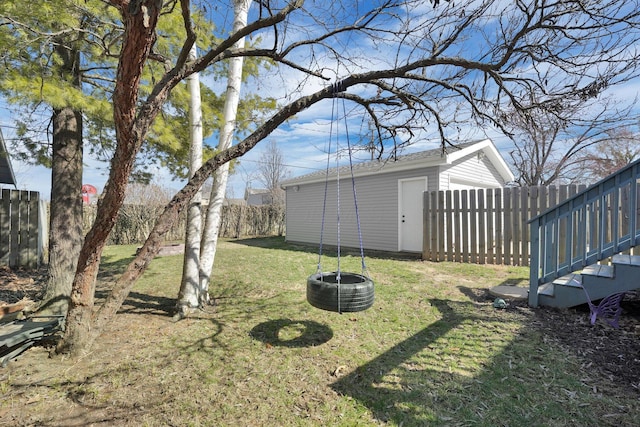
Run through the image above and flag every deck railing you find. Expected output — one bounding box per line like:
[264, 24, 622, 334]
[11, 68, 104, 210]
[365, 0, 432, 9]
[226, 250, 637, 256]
[528, 159, 640, 306]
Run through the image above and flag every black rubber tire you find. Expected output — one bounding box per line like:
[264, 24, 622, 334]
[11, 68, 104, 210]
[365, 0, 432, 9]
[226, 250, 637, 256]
[307, 272, 374, 313]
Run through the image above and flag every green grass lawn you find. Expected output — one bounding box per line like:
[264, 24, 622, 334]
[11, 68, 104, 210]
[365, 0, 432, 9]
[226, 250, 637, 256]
[3, 236, 639, 426]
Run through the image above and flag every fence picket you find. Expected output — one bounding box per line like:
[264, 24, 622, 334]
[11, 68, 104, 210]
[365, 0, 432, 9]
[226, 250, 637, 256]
[477, 189, 486, 264]
[461, 190, 469, 263]
[438, 191, 446, 261]
[428, 191, 438, 260]
[495, 189, 503, 264]
[521, 188, 530, 266]
[486, 189, 495, 264]
[511, 188, 521, 265]
[9, 190, 19, 267]
[470, 190, 478, 264]
[503, 188, 512, 264]
[445, 191, 453, 261]
[423, 191, 431, 259]
[452, 190, 460, 262]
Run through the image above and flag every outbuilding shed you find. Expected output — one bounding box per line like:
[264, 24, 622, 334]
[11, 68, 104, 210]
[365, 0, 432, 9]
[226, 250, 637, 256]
[281, 139, 514, 253]
[0, 128, 17, 187]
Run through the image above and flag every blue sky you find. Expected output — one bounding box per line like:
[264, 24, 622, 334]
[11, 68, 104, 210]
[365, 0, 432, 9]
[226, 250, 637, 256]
[2, 1, 639, 200]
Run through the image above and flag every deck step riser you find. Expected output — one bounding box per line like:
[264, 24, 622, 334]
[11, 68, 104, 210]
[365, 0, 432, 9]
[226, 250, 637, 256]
[581, 276, 634, 301]
[537, 260, 640, 308]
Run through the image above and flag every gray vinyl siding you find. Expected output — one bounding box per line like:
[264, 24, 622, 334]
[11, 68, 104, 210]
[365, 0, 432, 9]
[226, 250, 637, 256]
[286, 166, 438, 252]
[439, 152, 505, 189]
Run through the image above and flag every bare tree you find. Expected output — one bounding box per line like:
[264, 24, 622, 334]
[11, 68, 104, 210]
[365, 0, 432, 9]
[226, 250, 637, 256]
[56, 0, 640, 355]
[578, 126, 640, 181]
[123, 183, 174, 206]
[256, 140, 289, 205]
[505, 99, 639, 186]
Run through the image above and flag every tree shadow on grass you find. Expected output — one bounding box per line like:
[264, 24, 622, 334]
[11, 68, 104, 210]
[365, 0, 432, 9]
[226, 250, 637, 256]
[119, 291, 176, 317]
[93, 289, 176, 318]
[250, 318, 333, 348]
[330, 299, 538, 425]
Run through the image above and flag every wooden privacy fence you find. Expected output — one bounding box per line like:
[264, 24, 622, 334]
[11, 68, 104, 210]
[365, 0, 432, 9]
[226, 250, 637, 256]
[423, 185, 587, 266]
[0, 189, 41, 268]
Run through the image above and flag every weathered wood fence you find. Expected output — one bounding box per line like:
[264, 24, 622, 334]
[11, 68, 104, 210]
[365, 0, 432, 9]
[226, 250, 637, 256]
[423, 185, 587, 266]
[0, 189, 42, 268]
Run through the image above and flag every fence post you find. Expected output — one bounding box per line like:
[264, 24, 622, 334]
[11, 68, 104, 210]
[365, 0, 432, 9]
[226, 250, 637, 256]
[529, 216, 541, 307]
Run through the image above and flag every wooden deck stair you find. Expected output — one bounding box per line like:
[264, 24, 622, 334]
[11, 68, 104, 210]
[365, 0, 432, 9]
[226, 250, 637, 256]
[537, 255, 640, 308]
[528, 158, 640, 308]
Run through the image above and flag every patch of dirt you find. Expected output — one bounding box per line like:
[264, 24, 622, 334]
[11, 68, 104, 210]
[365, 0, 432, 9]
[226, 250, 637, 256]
[532, 291, 640, 392]
[0, 267, 47, 317]
[467, 286, 640, 393]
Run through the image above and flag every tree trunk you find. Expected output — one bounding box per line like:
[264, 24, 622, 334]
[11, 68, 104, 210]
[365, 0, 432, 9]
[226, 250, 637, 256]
[58, 1, 163, 356]
[176, 44, 204, 317]
[198, 0, 251, 303]
[38, 44, 83, 317]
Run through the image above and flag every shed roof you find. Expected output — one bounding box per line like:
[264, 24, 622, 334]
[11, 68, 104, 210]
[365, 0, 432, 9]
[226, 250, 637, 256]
[281, 139, 513, 187]
[0, 128, 17, 187]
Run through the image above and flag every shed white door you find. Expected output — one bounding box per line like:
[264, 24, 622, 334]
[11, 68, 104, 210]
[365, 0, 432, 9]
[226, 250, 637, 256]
[398, 177, 427, 252]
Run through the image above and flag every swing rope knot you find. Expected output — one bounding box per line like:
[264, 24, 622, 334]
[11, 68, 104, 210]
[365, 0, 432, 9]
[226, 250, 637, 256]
[330, 80, 347, 94]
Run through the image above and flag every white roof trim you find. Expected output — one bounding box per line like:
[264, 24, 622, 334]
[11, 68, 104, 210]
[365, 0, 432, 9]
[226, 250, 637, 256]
[282, 139, 514, 187]
[452, 139, 515, 183]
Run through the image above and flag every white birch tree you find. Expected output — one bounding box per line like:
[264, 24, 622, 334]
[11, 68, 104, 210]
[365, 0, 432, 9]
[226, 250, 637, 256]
[185, 0, 253, 316]
[176, 43, 204, 315]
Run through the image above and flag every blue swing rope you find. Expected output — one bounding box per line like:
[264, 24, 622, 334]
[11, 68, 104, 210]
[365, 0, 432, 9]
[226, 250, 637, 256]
[342, 102, 369, 277]
[316, 88, 338, 276]
[316, 81, 369, 280]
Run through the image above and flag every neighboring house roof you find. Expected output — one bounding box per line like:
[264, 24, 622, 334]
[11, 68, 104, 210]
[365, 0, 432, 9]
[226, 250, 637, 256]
[223, 198, 247, 206]
[281, 138, 514, 187]
[245, 188, 274, 205]
[245, 188, 270, 197]
[0, 128, 17, 187]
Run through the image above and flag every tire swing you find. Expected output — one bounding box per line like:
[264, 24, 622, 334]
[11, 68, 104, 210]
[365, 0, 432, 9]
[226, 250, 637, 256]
[306, 82, 374, 314]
